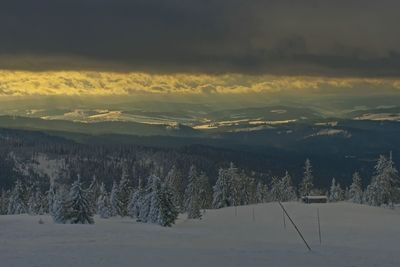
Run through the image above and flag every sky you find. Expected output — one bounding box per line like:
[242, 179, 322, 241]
[1, 0, 400, 98]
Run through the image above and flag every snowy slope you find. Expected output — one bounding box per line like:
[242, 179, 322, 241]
[1, 202, 400, 267]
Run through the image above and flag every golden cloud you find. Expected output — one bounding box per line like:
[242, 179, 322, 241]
[0, 70, 399, 96]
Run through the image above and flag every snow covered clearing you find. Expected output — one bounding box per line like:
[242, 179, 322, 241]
[1, 202, 400, 267]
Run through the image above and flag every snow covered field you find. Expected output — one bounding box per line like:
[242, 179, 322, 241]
[1, 202, 400, 267]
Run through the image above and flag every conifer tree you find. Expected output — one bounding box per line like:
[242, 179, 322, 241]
[349, 172, 363, 204]
[165, 165, 184, 211]
[118, 172, 132, 217]
[51, 186, 69, 223]
[0, 189, 9, 215]
[366, 153, 399, 206]
[329, 178, 343, 202]
[110, 180, 122, 216]
[88, 175, 101, 214]
[299, 159, 314, 196]
[63, 176, 94, 224]
[8, 180, 28, 215]
[212, 163, 235, 208]
[28, 187, 43, 215]
[157, 183, 179, 226]
[97, 182, 111, 219]
[185, 165, 202, 219]
[198, 172, 212, 209]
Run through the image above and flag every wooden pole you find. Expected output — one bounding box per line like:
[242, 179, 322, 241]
[317, 208, 322, 245]
[283, 209, 286, 229]
[278, 202, 312, 251]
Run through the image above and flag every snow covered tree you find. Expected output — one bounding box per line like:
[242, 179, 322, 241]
[366, 153, 399, 207]
[28, 187, 44, 215]
[212, 163, 235, 208]
[110, 180, 122, 216]
[128, 178, 144, 219]
[118, 172, 132, 217]
[281, 171, 297, 201]
[165, 165, 184, 211]
[349, 172, 363, 204]
[63, 176, 94, 224]
[198, 172, 212, 209]
[0, 189, 9, 215]
[51, 186, 69, 223]
[88, 175, 101, 214]
[299, 159, 314, 196]
[256, 181, 268, 203]
[138, 175, 178, 226]
[96, 183, 111, 219]
[329, 178, 343, 202]
[8, 180, 28, 215]
[270, 171, 297, 202]
[157, 183, 179, 226]
[185, 165, 202, 219]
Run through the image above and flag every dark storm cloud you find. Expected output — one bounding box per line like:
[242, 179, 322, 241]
[1, 0, 400, 76]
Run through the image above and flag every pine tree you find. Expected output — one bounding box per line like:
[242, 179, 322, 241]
[97, 183, 111, 219]
[256, 181, 266, 203]
[110, 180, 121, 216]
[28, 187, 43, 215]
[157, 183, 179, 226]
[139, 175, 178, 226]
[198, 172, 212, 209]
[281, 171, 297, 201]
[128, 178, 144, 219]
[8, 180, 28, 215]
[51, 186, 69, 223]
[185, 165, 202, 219]
[165, 165, 184, 211]
[366, 153, 399, 207]
[299, 159, 314, 196]
[349, 172, 363, 204]
[0, 189, 9, 215]
[63, 176, 94, 224]
[88, 175, 101, 214]
[118, 172, 132, 217]
[212, 163, 235, 208]
[329, 178, 342, 202]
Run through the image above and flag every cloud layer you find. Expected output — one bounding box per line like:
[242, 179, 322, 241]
[1, 71, 399, 96]
[1, 0, 400, 76]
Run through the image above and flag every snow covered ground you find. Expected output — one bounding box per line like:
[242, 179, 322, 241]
[1, 202, 400, 267]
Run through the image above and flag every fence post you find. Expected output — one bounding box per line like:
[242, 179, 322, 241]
[278, 202, 312, 251]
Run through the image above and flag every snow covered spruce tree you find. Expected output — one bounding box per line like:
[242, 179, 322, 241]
[97, 182, 111, 219]
[256, 181, 269, 203]
[118, 172, 132, 217]
[349, 172, 363, 204]
[110, 180, 122, 216]
[165, 165, 184, 212]
[197, 172, 213, 209]
[88, 175, 101, 214]
[28, 186, 44, 215]
[62, 175, 95, 224]
[137, 175, 178, 226]
[271, 171, 297, 202]
[7, 179, 28, 215]
[0, 189, 9, 215]
[185, 165, 202, 219]
[329, 178, 344, 202]
[51, 186, 69, 223]
[212, 163, 236, 208]
[128, 178, 144, 219]
[299, 159, 314, 197]
[365, 153, 399, 207]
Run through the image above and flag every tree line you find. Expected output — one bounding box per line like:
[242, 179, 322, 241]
[0, 152, 399, 226]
